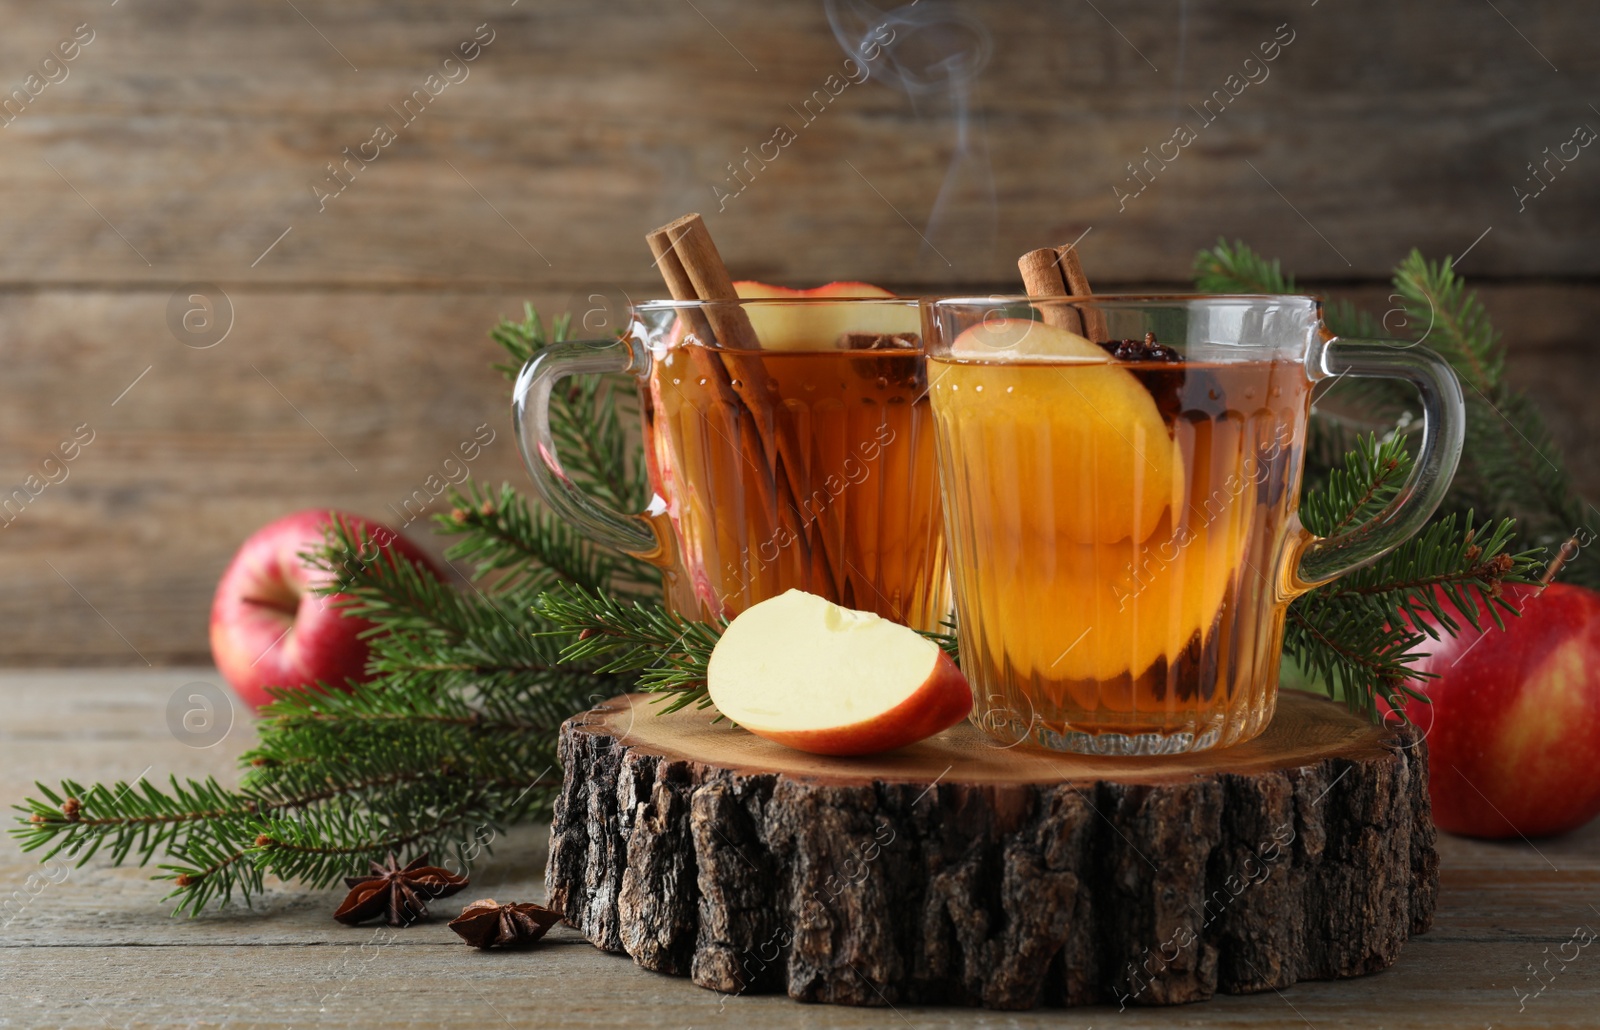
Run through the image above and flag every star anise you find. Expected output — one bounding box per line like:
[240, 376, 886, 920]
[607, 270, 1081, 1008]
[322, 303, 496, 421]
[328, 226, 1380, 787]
[448, 899, 563, 949]
[332, 853, 469, 927]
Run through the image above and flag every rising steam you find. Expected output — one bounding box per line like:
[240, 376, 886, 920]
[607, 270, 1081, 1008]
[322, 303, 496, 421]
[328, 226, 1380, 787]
[825, 0, 996, 272]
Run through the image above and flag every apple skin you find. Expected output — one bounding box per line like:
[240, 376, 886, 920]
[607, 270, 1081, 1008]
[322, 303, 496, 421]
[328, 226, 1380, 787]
[730, 280, 916, 351]
[209, 510, 442, 712]
[707, 589, 972, 756]
[1399, 582, 1600, 838]
[659, 280, 900, 353]
[748, 650, 972, 757]
[731, 280, 896, 299]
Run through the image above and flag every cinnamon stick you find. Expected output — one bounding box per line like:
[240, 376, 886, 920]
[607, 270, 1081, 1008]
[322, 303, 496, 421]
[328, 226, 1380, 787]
[650, 214, 761, 351]
[646, 223, 742, 413]
[1016, 247, 1079, 332]
[651, 215, 816, 536]
[646, 214, 839, 601]
[1016, 244, 1108, 340]
[646, 219, 775, 513]
[1055, 244, 1109, 342]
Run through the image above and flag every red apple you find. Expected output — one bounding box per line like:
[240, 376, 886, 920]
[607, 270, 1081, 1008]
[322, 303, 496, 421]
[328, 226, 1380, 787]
[732, 279, 917, 350]
[732, 280, 895, 298]
[707, 589, 971, 756]
[210, 510, 442, 711]
[1398, 581, 1600, 838]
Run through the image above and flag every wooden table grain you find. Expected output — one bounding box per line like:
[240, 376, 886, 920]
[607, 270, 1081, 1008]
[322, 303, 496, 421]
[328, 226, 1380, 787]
[3, 669, 1598, 1029]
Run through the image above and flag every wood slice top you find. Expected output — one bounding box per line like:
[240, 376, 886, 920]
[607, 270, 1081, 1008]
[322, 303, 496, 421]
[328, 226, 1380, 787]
[570, 688, 1395, 786]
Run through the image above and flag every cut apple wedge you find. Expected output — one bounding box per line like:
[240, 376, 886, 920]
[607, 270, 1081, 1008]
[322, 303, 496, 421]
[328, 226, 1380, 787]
[733, 280, 895, 300]
[947, 316, 1103, 360]
[707, 589, 971, 756]
[733, 280, 918, 351]
[932, 318, 1184, 545]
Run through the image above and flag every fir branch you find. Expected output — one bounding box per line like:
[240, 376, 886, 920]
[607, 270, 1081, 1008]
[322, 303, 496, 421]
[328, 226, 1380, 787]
[309, 516, 624, 702]
[160, 847, 259, 915]
[161, 779, 514, 915]
[311, 516, 482, 645]
[1192, 238, 1295, 294]
[431, 481, 657, 599]
[534, 584, 722, 714]
[15, 776, 259, 869]
[1390, 250, 1502, 393]
[1282, 604, 1433, 722]
[1298, 433, 1413, 539]
[164, 762, 562, 917]
[1287, 435, 1540, 720]
[489, 305, 647, 514]
[922, 624, 961, 662]
[13, 746, 564, 916]
[1321, 297, 1387, 342]
[1194, 239, 1599, 590]
[13, 303, 643, 916]
[535, 586, 966, 719]
[490, 303, 572, 382]
[243, 689, 549, 787]
[1389, 252, 1595, 585]
[1313, 512, 1539, 637]
[1455, 388, 1599, 588]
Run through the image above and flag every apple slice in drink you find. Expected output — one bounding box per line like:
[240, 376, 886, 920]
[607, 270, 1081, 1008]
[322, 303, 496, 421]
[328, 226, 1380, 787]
[733, 280, 894, 300]
[733, 280, 918, 350]
[707, 589, 971, 756]
[959, 507, 1249, 693]
[946, 316, 1103, 361]
[658, 281, 911, 351]
[933, 318, 1184, 546]
[932, 318, 1257, 689]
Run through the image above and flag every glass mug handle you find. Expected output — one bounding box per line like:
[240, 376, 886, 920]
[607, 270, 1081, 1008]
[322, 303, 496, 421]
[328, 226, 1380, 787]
[511, 335, 667, 562]
[1285, 336, 1466, 595]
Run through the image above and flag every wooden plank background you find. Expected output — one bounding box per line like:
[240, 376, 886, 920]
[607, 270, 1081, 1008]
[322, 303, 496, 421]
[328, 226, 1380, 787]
[1, 0, 1597, 664]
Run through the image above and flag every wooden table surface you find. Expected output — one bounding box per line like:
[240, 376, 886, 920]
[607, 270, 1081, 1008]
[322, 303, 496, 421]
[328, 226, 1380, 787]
[3, 669, 1598, 1029]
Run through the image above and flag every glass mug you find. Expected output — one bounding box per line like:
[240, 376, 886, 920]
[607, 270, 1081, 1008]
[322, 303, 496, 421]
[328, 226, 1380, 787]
[926, 295, 1464, 756]
[513, 298, 949, 630]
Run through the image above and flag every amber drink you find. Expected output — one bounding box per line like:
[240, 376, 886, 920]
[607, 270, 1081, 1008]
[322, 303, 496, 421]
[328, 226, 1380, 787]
[926, 297, 1467, 755]
[646, 344, 945, 627]
[515, 297, 948, 632]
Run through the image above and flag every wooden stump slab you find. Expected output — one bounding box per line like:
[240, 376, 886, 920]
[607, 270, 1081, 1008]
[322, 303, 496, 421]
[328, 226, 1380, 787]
[546, 690, 1437, 1010]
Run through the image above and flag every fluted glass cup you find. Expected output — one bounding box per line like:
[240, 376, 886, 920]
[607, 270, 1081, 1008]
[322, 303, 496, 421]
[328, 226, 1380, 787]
[926, 295, 1464, 755]
[513, 298, 948, 630]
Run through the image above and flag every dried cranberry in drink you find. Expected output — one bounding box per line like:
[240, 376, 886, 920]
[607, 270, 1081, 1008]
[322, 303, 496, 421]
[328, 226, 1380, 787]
[1098, 332, 1186, 423]
[1101, 331, 1181, 364]
[844, 331, 923, 389]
